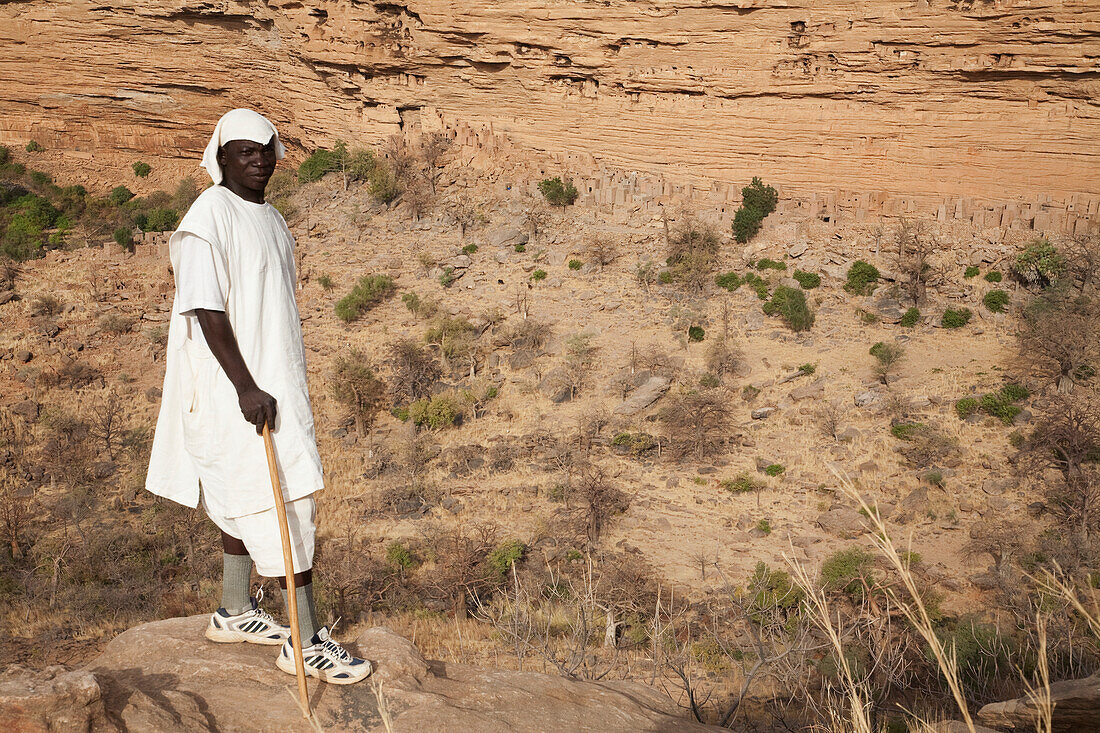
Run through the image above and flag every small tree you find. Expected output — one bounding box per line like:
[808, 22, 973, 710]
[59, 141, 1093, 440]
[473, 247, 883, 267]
[732, 177, 778, 244]
[870, 341, 905, 384]
[661, 387, 732, 460]
[537, 176, 578, 208]
[420, 132, 452, 193]
[667, 218, 721, 293]
[132, 161, 152, 178]
[584, 234, 618, 271]
[523, 202, 552, 243]
[447, 194, 486, 241]
[894, 219, 943, 305]
[330, 350, 386, 450]
[388, 339, 441, 405]
[573, 463, 628, 545]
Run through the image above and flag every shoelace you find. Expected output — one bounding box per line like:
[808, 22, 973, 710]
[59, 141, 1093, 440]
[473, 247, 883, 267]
[319, 636, 353, 662]
[247, 587, 280, 627]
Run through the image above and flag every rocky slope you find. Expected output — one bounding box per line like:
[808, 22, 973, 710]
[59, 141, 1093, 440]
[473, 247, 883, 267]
[0, 616, 719, 732]
[2, 0, 1098, 211]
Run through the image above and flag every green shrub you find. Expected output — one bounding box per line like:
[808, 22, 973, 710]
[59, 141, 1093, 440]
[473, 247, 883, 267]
[439, 266, 456, 288]
[109, 186, 134, 206]
[687, 325, 705, 342]
[742, 272, 770, 300]
[764, 463, 785, 477]
[113, 227, 134, 252]
[385, 542, 417, 570]
[317, 274, 334, 291]
[941, 308, 972, 328]
[3, 216, 44, 260]
[537, 176, 578, 207]
[955, 397, 980, 419]
[132, 161, 152, 178]
[0, 146, 8, 165]
[715, 271, 742, 291]
[25, 140, 42, 152]
[28, 170, 51, 187]
[367, 165, 400, 204]
[857, 308, 879, 325]
[999, 383, 1030, 403]
[1014, 238, 1064, 288]
[488, 540, 527, 576]
[821, 548, 876, 598]
[763, 285, 814, 331]
[462, 243, 478, 255]
[984, 270, 1002, 283]
[408, 394, 460, 429]
[756, 258, 786, 271]
[732, 206, 764, 244]
[890, 421, 925, 440]
[530, 269, 547, 281]
[925, 470, 945, 487]
[657, 270, 673, 284]
[334, 274, 397, 322]
[798, 363, 816, 375]
[983, 289, 1010, 313]
[514, 243, 526, 253]
[964, 265, 980, 279]
[978, 392, 1021, 424]
[720, 474, 764, 494]
[756, 519, 772, 535]
[568, 259, 583, 270]
[899, 307, 921, 327]
[844, 260, 880, 295]
[793, 270, 820, 289]
[141, 207, 178, 232]
[298, 148, 340, 183]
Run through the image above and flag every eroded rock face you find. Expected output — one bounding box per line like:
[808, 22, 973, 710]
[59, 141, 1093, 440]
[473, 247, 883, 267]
[977, 673, 1100, 733]
[0, 665, 111, 733]
[76, 615, 719, 732]
[1, 1, 1098, 215]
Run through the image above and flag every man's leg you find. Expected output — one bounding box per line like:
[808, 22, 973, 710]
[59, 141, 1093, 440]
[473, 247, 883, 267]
[221, 531, 254, 615]
[278, 569, 319, 643]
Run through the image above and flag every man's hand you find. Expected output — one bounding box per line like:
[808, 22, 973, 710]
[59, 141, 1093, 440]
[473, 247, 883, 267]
[238, 387, 277, 435]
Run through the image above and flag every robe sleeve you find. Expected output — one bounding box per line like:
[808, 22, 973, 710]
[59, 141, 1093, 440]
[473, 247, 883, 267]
[174, 232, 229, 316]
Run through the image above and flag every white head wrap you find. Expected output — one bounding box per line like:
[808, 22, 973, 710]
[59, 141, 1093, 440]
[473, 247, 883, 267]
[200, 108, 286, 185]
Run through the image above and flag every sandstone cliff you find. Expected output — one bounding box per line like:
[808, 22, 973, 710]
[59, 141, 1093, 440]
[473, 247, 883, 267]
[1, 1, 1098, 217]
[1, 616, 719, 732]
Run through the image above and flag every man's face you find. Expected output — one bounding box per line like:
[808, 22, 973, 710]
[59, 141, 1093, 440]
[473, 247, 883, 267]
[217, 138, 277, 192]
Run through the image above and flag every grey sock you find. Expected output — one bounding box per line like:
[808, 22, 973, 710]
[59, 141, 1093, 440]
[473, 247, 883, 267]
[221, 553, 253, 615]
[280, 583, 319, 643]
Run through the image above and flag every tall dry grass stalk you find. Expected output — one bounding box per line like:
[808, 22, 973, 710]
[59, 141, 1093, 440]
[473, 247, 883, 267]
[785, 559, 874, 733]
[371, 679, 395, 733]
[827, 467, 978, 733]
[1020, 614, 1053, 733]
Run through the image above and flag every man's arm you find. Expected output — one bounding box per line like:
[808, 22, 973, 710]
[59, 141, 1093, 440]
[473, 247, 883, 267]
[194, 308, 276, 435]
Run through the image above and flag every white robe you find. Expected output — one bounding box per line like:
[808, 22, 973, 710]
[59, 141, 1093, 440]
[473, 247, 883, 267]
[146, 185, 323, 518]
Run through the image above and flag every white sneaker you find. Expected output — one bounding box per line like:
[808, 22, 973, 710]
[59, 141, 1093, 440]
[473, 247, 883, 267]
[277, 626, 372, 685]
[205, 589, 291, 646]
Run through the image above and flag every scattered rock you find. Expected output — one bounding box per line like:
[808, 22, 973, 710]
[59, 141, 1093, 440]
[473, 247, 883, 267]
[0, 665, 108, 733]
[894, 486, 930, 523]
[538, 368, 572, 403]
[751, 406, 778, 420]
[488, 228, 528, 248]
[15, 350, 32, 363]
[92, 461, 117, 480]
[872, 297, 905, 323]
[787, 241, 808, 258]
[10, 399, 39, 419]
[836, 426, 861, 443]
[815, 507, 866, 538]
[613, 376, 670, 416]
[789, 378, 825, 401]
[854, 390, 879, 407]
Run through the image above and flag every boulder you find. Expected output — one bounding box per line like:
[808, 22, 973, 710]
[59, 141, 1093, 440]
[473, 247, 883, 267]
[815, 507, 867, 539]
[489, 228, 528, 248]
[872, 297, 905, 324]
[0, 665, 110, 733]
[613, 376, 670, 416]
[538, 368, 572, 403]
[854, 390, 879, 407]
[979, 673, 1100, 732]
[751, 406, 778, 420]
[76, 615, 720, 732]
[789, 378, 825, 401]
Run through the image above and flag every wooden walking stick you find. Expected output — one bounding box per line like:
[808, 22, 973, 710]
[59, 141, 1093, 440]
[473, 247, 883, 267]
[262, 423, 311, 720]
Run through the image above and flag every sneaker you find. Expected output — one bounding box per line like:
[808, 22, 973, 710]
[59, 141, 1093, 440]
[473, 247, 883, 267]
[205, 589, 291, 646]
[276, 626, 372, 685]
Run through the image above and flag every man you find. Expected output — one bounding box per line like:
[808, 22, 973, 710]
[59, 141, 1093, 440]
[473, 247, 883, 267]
[146, 108, 370, 684]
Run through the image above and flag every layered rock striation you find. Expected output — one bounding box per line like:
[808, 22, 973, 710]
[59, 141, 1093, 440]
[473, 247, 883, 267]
[1, 1, 1098, 215]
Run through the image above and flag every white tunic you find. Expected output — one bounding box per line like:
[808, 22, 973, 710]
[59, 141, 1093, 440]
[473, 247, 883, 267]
[146, 185, 323, 518]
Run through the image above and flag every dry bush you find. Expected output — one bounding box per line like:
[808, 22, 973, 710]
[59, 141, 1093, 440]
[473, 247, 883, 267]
[402, 176, 434, 221]
[894, 422, 957, 469]
[87, 390, 126, 460]
[330, 349, 386, 440]
[387, 339, 441, 405]
[666, 218, 722, 293]
[964, 520, 1032, 580]
[522, 202, 552, 243]
[572, 463, 628, 545]
[661, 386, 732, 460]
[634, 344, 679, 378]
[382, 134, 417, 187]
[0, 258, 18, 291]
[419, 132, 452, 193]
[501, 317, 552, 351]
[1019, 282, 1100, 393]
[870, 341, 905, 385]
[99, 313, 135, 335]
[419, 523, 501, 619]
[313, 525, 397, 623]
[557, 332, 599, 400]
[704, 337, 742, 380]
[425, 316, 482, 376]
[584, 234, 619, 270]
[893, 219, 944, 305]
[446, 193, 487, 240]
[39, 409, 95, 490]
[0, 409, 33, 558]
[1062, 233, 1100, 294]
[30, 294, 62, 317]
[1017, 392, 1100, 543]
[817, 401, 845, 441]
[39, 359, 103, 390]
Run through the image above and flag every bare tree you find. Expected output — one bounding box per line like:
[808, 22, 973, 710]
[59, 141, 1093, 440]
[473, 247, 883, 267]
[1019, 282, 1100, 393]
[661, 387, 732, 460]
[88, 390, 125, 460]
[893, 219, 944, 305]
[447, 194, 486, 241]
[523, 203, 552, 244]
[585, 234, 619, 271]
[420, 132, 453, 193]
